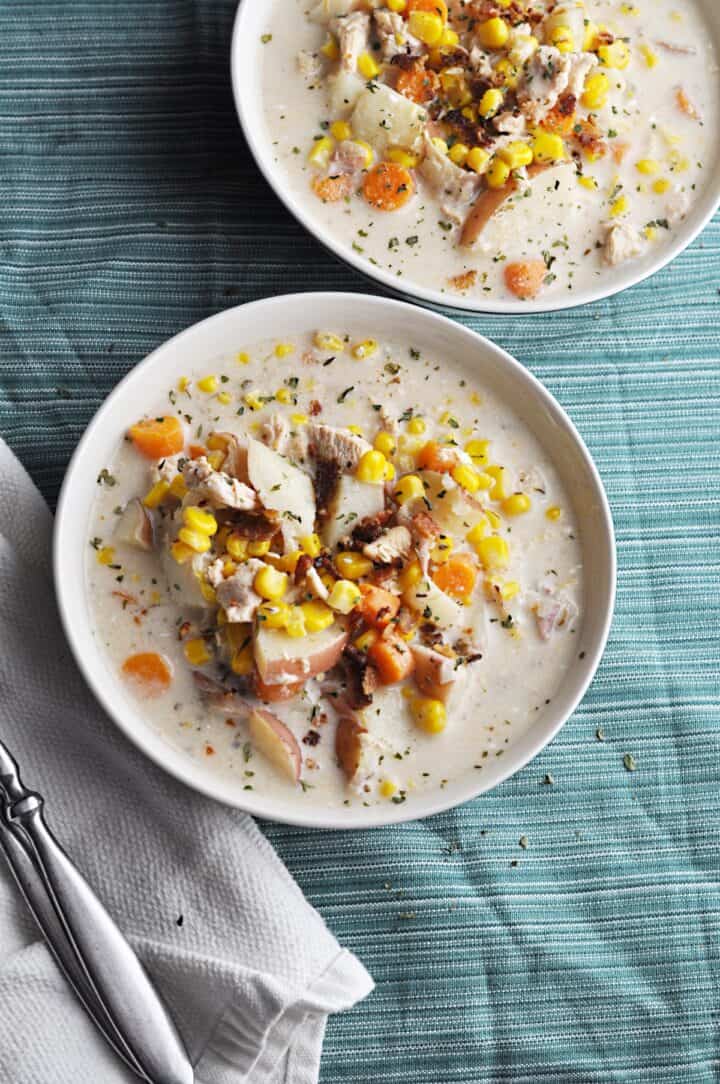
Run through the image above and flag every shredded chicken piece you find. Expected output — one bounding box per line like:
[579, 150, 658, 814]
[260, 413, 309, 461]
[602, 222, 643, 267]
[307, 421, 371, 471]
[493, 110, 526, 137]
[418, 131, 482, 225]
[329, 139, 369, 179]
[517, 46, 571, 125]
[183, 457, 258, 511]
[666, 190, 690, 225]
[331, 11, 370, 72]
[363, 525, 412, 565]
[374, 9, 422, 60]
[297, 50, 323, 81]
[152, 453, 183, 485]
[213, 559, 266, 624]
[566, 52, 597, 100]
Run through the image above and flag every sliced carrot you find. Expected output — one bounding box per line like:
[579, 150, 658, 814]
[362, 163, 414, 212]
[432, 553, 478, 600]
[121, 652, 172, 697]
[504, 260, 547, 301]
[312, 173, 355, 203]
[129, 416, 184, 459]
[368, 633, 415, 685]
[358, 584, 401, 629]
[676, 87, 700, 120]
[254, 675, 305, 703]
[396, 63, 440, 104]
[406, 0, 448, 20]
[416, 439, 458, 473]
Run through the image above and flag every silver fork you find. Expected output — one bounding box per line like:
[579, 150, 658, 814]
[0, 739, 193, 1084]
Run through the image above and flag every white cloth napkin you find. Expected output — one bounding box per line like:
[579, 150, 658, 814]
[0, 438, 373, 1084]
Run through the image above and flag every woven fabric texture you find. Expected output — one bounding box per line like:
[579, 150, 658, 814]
[0, 2, 718, 1080]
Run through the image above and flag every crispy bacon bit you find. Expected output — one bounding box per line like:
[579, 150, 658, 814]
[302, 729, 321, 747]
[309, 399, 323, 416]
[410, 510, 442, 541]
[571, 116, 607, 161]
[341, 645, 379, 710]
[448, 269, 477, 292]
[294, 553, 314, 585]
[351, 509, 393, 546]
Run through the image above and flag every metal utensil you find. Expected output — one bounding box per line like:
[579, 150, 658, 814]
[0, 739, 193, 1084]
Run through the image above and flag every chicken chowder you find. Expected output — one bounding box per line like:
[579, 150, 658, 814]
[260, 0, 717, 303]
[87, 333, 583, 810]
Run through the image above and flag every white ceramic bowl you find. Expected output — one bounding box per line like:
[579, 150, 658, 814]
[54, 292, 615, 828]
[231, 0, 720, 315]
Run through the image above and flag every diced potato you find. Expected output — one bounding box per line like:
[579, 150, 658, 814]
[322, 473, 385, 550]
[310, 0, 356, 23]
[248, 708, 302, 783]
[246, 437, 315, 543]
[403, 577, 463, 628]
[328, 69, 366, 115]
[254, 623, 349, 684]
[352, 83, 427, 156]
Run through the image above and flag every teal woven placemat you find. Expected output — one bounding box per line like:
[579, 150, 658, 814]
[1, 2, 718, 1080]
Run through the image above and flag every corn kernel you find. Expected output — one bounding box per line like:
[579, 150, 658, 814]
[205, 450, 224, 471]
[357, 51, 381, 79]
[621, 3, 639, 13]
[430, 534, 454, 564]
[440, 26, 459, 46]
[96, 546, 115, 566]
[466, 520, 488, 545]
[301, 600, 336, 632]
[197, 375, 218, 394]
[330, 119, 352, 142]
[199, 580, 217, 605]
[257, 601, 290, 630]
[639, 43, 658, 68]
[478, 88, 504, 119]
[177, 376, 189, 392]
[308, 136, 334, 168]
[184, 638, 211, 667]
[653, 177, 671, 194]
[354, 629, 379, 654]
[549, 24, 574, 53]
[394, 473, 424, 505]
[545, 505, 562, 521]
[178, 527, 211, 553]
[300, 533, 322, 558]
[406, 416, 425, 436]
[285, 607, 307, 638]
[143, 480, 170, 508]
[486, 509, 502, 530]
[448, 142, 469, 167]
[275, 342, 294, 358]
[578, 174, 598, 190]
[386, 0, 406, 11]
[327, 579, 362, 614]
[291, 412, 309, 425]
[598, 40, 631, 70]
[485, 464, 508, 500]
[581, 71, 609, 110]
[466, 146, 490, 174]
[476, 17, 509, 49]
[636, 158, 660, 175]
[431, 137, 449, 156]
[498, 141, 533, 171]
[495, 57, 519, 88]
[398, 559, 423, 591]
[335, 551, 373, 580]
[379, 779, 398, 799]
[473, 535, 509, 571]
[411, 697, 447, 734]
[532, 131, 565, 164]
[244, 392, 263, 411]
[275, 386, 292, 404]
[270, 549, 301, 573]
[226, 534, 248, 561]
[356, 448, 388, 484]
[248, 539, 272, 557]
[451, 463, 483, 493]
[207, 432, 227, 451]
[465, 439, 490, 465]
[236, 351, 250, 365]
[320, 36, 339, 60]
[374, 431, 396, 457]
[254, 565, 288, 601]
[231, 644, 254, 676]
[501, 493, 531, 516]
[352, 339, 377, 360]
[184, 506, 218, 536]
[215, 391, 231, 407]
[170, 540, 194, 564]
[486, 156, 511, 189]
[222, 558, 237, 578]
[408, 10, 444, 47]
[583, 20, 600, 51]
[610, 194, 628, 217]
[386, 145, 419, 169]
[314, 330, 345, 352]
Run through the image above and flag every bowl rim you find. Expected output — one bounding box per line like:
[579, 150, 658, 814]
[229, 0, 720, 316]
[54, 291, 616, 829]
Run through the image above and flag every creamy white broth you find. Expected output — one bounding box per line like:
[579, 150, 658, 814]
[260, 0, 718, 303]
[87, 333, 582, 812]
